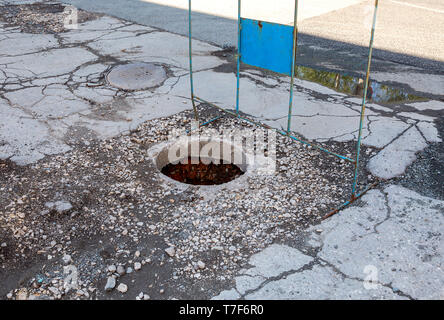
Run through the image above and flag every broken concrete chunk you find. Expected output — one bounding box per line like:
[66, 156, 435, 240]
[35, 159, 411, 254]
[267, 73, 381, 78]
[165, 247, 175, 257]
[45, 201, 73, 213]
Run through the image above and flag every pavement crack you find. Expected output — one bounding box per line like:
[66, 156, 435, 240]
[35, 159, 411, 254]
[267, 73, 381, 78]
[318, 257, 414, 300]
[239, 260, 318, 299]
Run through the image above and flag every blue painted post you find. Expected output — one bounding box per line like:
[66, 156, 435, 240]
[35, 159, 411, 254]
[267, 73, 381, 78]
[235, 0, 242, 116]
[287, 0, 299, 134]
[352, 0, 379, 196]
[188, 0, 199, 122]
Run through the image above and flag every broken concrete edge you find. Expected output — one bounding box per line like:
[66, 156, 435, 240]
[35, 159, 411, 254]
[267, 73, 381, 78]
[213, 185, 444, 300]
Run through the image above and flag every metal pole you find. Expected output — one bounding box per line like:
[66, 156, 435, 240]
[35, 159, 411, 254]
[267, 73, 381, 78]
[323, 181, 379, 220]
[194, 95, 355, 162]
[188, 0, 199, 122]
[286, 0, 299, 134]
[235, 0, 242, 116]
[351, 0, 379, 196]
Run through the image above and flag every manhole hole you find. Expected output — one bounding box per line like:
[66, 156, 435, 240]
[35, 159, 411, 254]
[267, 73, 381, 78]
[106, 62, 167, 90]
[161, 157, 244, 185]
[155, 139, 247, 186]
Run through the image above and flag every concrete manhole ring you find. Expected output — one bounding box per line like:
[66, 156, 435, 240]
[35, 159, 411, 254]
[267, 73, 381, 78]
[153, 138, 250, 187]
[106, 62, 167, 90]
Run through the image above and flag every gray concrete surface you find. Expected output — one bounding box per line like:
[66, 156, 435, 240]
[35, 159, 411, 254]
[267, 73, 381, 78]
[59, 0, 444, 76]
[213, 185, 444, 300]
[0, 0, 443, 300]
[0, 0, 442, 184]
[0, 9, 442, 180]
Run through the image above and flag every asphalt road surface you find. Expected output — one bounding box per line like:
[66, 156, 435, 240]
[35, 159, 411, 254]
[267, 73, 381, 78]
[61, 0, 444, 75]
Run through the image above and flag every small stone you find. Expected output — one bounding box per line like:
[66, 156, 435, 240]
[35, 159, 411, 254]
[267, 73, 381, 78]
[6, 292, 13, 299]
[197, 261, 206, 270]
[165, 247, 175, 257]
[117, 283, 128, 293]
[48, 287, 60, 296]
[131, 138, 143, 144]
[159, 289, 165, 294]
[108, 265, 117, 273]
[134, 262, 142, 271]
[135, 250, 141, 257]
[45, 201, 73, 214]
[143, 294, 150, 300]
[315, 229, 323, 234]
[62, 254, 72, 264]
[105, 277, 116, 292]
[16, 288, 28, 300]
[1, 242, 6, 247]
[117, 265, 126, 276]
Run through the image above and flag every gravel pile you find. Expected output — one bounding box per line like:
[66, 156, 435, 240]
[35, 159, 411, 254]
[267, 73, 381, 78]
[0, 106, 378, 299]
[0, 1, 100, 34]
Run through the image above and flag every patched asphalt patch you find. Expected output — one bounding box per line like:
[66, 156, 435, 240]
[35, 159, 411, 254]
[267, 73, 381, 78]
[395, 116, 444, 200]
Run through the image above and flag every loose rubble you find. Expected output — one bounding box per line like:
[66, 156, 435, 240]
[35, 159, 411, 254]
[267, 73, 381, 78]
[0, 0, 441, 301]
[0, 108, 367, 299]
[104, 277, 116, 292]
[116, 283, 128, 294]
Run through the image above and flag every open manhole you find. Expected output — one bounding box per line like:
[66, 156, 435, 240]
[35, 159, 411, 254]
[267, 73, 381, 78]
[156, 139, 247, 186]
[106, 62, 167, 90]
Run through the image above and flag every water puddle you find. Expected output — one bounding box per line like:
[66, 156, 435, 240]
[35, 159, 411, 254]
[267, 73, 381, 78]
[295, 65, 426, 104]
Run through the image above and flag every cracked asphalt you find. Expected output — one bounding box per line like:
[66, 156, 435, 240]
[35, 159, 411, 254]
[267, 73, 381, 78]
[61, 0, 444, 89]
[214, 186, 444, 300]
[0, 0, 443, 300]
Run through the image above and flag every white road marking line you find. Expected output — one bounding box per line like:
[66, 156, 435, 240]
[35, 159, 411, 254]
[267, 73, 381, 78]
[389, 0, 444, 14]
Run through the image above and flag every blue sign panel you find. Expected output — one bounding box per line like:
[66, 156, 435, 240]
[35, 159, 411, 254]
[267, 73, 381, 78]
[240, 18, 294, 76]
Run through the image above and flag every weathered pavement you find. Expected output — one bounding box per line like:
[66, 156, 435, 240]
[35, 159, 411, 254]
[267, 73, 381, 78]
[214, 186, 444, 300]
[0, 1, 441, 178]
[0, 0, 443, 300]
[62, 0, 444, 88]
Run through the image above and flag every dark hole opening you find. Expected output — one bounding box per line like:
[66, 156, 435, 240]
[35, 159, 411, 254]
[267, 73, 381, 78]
[161, 157, 244, 185]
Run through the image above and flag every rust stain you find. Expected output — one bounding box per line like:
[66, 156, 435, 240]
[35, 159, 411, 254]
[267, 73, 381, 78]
[322, 208, 339, 220]
[322, 181, 379, 220]
[257, 21, 263, 29]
